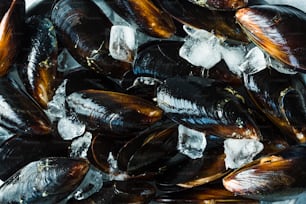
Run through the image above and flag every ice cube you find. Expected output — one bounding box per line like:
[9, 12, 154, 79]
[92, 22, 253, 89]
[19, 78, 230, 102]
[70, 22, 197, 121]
[57, 115, 86, 140]
[45, 79, 67, 122]
[221, 44, 246, 76]
[179, 29, 222, 69]
[239, 46, 267, 75]
[109, 25, 136, 63]
[224, 138, 264, 169]
[70, 132, 92, 158]
[177, 125, 207, 159]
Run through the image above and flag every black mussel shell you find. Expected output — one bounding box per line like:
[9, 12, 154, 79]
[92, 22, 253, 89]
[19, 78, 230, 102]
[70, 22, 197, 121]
[157, 76, 261, 140]
[0, 77, 51, 135]
[18, 16, 58, 109]
[0, 157, 89, 203]
[0, 134, 70, 180]
[223, 144, 306, 201]
[187, 0, 248, 10]
[66, 90, 163, 135]
[244, 68, 306, 143]
[51, 0, 131, 79]
[158, 0, 248, 42]
[0, 0, 25, 76]
[104, 0, 176, 38]
[236, 5, 306, 72]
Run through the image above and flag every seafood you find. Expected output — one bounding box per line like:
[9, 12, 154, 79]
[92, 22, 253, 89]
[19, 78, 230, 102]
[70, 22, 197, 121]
[236, 5, 306, 72]
[0, 77, 51, 135]
[66, 90, 163, 135]
[104, 0, 176, 38]
[51, 0, 131, 78]
[223, 144, 306, 201]
[156, 76, 261, 140]
[244, 68, 306, 143]
[187, 0, 248, 10]
[0, 157, 89, 203]
[0, 0, 25, 76]
[18, 16, 58, 108]
[158, 0, 248, 42]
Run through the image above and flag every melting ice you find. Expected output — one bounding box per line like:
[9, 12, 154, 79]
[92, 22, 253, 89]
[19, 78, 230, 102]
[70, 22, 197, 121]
[70, 132, 92, 158]
[224, 138, 264, 169]
[177, 125, 207, 159]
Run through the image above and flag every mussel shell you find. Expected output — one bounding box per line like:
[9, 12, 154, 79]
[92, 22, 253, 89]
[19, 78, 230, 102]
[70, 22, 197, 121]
[156, 135, 229, 188]
[104, 0, 176, 38]
[0, 157, 89, 203]
[51, 0, 131, 79]
[134, 40, 242, 85]
[158, 0, 248, 42]
[223, 144, 306, 201]
[0, 77, 51, 135]
[0, 0, 25, 76]
[0, 134, 70, 180]
[244, 68, 306, 143]
[236, 5, 306, 72]
[66, 89, 163, 135]
[18, 16, 58, 108]
[156, 76, 261, 140]
[154, 183, 259, 203]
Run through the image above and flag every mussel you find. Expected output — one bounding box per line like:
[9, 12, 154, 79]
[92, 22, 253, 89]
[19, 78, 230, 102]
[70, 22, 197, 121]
[0, 157, 90, 203]
[223, 144, 306, 201]
[51, 0, 131, 78]
[187, 0, 248, 10]
[66, 89, 163, 135]
[18, 16, 58, 108]
[156, 76, 261, 140]
[236, 5, 306, 72]
[0, 0, 25, 76]
[103, 0, 176, 38]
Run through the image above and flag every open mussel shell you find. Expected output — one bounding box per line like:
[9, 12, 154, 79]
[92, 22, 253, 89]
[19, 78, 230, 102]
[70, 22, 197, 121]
[223, 144, 306, 201]
[0, 134, 70, 180]
[66, 89, 163, 135]
[187, 0, 248, 10]
[104, 0, 176, 38]
[155, 182, 258, 203]
[0, 0, 25, 76]
[244, 68, 306, 143]
[156, 135, 229, 188]
[156, 76, 261, 140]
[236, 5, 306, 72]
[18, 16, 58, 109]
[51, 0, 131, 79]
[0, 157, 90, 203]
[158, 0, 248, 42]
[0, 77, 51, 135]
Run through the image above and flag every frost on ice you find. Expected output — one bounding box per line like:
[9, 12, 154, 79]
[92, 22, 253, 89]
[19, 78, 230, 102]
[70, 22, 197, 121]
[224, 138, 264, 169]
[177, 125, 207, 159]
[70, 132, 93, 158]
[109, 25, 136, 63]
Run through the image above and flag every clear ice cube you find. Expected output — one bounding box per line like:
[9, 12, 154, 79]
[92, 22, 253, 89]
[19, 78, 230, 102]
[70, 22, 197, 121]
[224, 138, 264, 169]
[57, 115, 86, 140]
[109, 25, 136, 63]
[177, 125, 207, 159]
[70, 132, 92, 158]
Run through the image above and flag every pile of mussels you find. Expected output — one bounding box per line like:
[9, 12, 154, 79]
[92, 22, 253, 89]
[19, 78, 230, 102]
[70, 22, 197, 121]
[0, 0, 306, 203]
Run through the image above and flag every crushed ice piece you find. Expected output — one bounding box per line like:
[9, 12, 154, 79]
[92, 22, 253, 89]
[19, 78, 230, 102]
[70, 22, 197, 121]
[221, 44, 246, 76]
[107, 152, 129, 181]
[45, 79, 67, 122]
[239, 46, 267, 75]
[224, 138, 264, 169]
[70, 132, 92, 158]
[0, 179, 3, 186]
[179, 29, 222, 69]
[109, 25, 136, 62]
[57, 115, 86, 140]
[177, 125, 207, 159]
